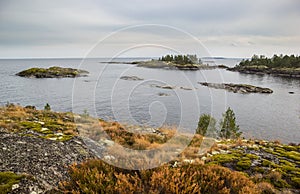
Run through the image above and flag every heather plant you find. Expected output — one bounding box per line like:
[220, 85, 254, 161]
[60, 159, 260, 194]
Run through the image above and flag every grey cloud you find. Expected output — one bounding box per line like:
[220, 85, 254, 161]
[0, 0, 299, 57]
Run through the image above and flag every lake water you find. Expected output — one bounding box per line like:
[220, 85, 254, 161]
[0, 58, 299, 143]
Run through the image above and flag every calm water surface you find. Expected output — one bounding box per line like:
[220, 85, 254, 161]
[0, 58, 299, 143]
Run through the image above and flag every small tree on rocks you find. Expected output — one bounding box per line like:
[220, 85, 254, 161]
[44, 103, 51, 111]
[196, 114, 217, 137]
[219, 108, 242, 139]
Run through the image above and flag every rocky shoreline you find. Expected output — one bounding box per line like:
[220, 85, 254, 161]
[228, 66, 300, 79]
[199, 82, 273, 94]
[16, 66, 89, 78]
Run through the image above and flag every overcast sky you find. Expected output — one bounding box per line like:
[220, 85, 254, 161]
[0, 0, 299, 58]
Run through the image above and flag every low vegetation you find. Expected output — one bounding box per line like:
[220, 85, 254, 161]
[205, 140, 300, 192]
[0, 103, 77, 141]
[1, 104, 299, 193]
[60, 159, 259, 194]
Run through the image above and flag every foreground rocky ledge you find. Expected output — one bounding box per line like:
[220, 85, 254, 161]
[199, 82, 273, 94]
[1, 105, 299, 193]
[0, 130, 95, 193]
[16, 66, 89, 78]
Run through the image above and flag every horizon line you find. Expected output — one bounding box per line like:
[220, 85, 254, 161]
[0, 56, 246, 60]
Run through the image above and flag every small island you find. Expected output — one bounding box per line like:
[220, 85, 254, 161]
[199, 82, 273, 94]
[228, 54, 300, 78]
[102, 54, 228, 71]
[16, 66, 89, 78]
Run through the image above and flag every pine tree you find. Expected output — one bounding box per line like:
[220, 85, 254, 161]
[44, 103, 51, 111]
[219, 108, 242, 139]
[196, 114, 217, 137]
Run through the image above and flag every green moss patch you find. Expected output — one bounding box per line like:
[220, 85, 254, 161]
[0, 172, 25, 194]
[236, 158, 252, 170]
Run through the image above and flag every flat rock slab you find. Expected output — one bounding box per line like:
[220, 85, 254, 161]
[199, 82, 273, 94]
[0, 131, 96, 193]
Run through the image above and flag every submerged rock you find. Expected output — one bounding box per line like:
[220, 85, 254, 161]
[120, 76, 144, 81]
[151, 84, 176, 90]
[158, 92, 170, 97]
[179, 86, 193, 91]
[199, 82, 273, 94]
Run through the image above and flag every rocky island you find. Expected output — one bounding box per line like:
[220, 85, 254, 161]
[228, 54, 300, 78]
[199, 82, 273, 94]
[16, 66, 89, 78]
[102, 54, 228, 71]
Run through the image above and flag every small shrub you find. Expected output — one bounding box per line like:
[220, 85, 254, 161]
[44, 103, 51, 111]
[60, 160, 259, 194]
[256, 182, 276, 194]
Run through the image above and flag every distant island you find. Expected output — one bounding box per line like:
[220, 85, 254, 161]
[102, 54, 228, 70]
[16, 66, 89, 78]
[199, 82, 273, 94]
[228, 54, 300, 78]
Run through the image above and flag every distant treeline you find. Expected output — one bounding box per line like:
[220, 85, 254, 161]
[238, 54, 300, 68]
[158, 54, 202, 65]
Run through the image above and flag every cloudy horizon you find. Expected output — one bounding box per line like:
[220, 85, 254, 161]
[0, 0, 299, 58]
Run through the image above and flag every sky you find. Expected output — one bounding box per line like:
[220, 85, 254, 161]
[0, 0, 299, 58]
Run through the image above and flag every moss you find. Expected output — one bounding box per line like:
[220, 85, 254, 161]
[263, 148, 280, 156]
[273, 147, 300, 161]
[282, 145, 298, 152]
[43, 121, 63, 131]
[245, 154, 259, 160]
[210, 154, 238, 164]
[0, 172, 25, 193]
[20, 121, 42, 132]
[236, 158, 251, 170]
[280, 159, 295, 167]
[281, 165, 300, 173]
[271, 179, 291, 188]
[291, 177, 300, 188]
[262, 159, 278, 168]
[57, 135, 73, 142]
[254, 167, 266, 174]
[41, 134, 73, 142]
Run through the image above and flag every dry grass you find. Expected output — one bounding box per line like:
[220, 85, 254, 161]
[0, 104, 76, 137]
